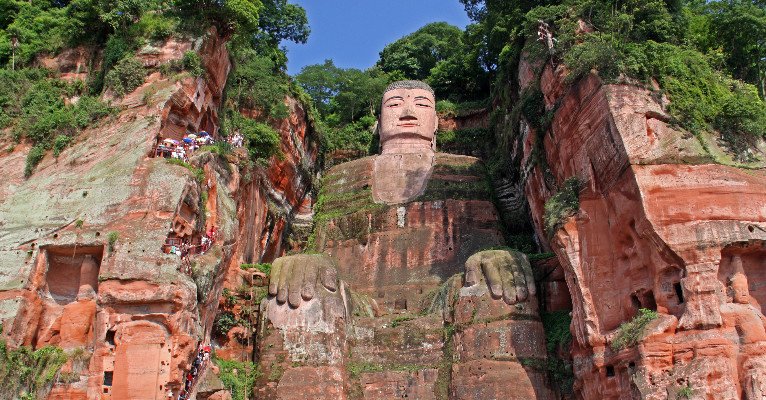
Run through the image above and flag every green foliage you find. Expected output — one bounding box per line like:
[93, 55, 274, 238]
[390, 315, 415, 328]
[547, 357, 574, 394]
[134, 12, 180, 42]
[295, 60, 395, 159]
[564, 38, 766, 141]
[541, 310, 571, 353]
[24, 145, 46, 178]
[611, 308, 659, 351]
[52, 135, 72, 157]
[0, 341, 68, 400]
[166, 158, 205, 182]
[182, 50, 204, 77]
[677, 384, 694, 398]
[436, 99, 490, 118]
[200, 141, 234, 157]
[226, 111, 281, 163]
[438, 128, 490, 153]
[75, 219, 84, 228]
[704, 0, 766, 99]
[107, 231, 119, 252]
[321, 115, 376, 155]
[256, 0, 310, 46]
[347, 362, 423, 379]
[294, 59, 343, 116]
[240, 263, 271, 275]
[378, 22, 463, 81]
[213, 311, 238, 336]
[227, 48, 290, 119]
[543, 177, 581, 236]
[104, 56, 145, 96]
[436, 100, 457, 115]
[214, 356, 260, 400]
[1, 72, 111, 150]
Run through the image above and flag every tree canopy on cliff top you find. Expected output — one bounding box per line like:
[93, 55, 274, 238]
[0, 0, 309, 173]
[461, 0, 766, 148]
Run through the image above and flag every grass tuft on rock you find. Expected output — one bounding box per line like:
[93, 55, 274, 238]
[611, 308, 659, 351]
[543, 177, 581, 236]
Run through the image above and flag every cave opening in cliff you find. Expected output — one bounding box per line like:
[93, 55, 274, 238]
[105, 329, 116, 346]
[103, 371, 113, 387]
[43, 245, 103, 304]
[630, 289, 657, 313]
[674, 282, 684, 304]
[606, 365, 615, 377]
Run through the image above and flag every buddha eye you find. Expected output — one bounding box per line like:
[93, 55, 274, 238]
[387, 102, 402, 108]
[416, 103, 431, 108]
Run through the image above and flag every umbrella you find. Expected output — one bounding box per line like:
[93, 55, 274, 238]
[187, 134, 197, 139]
[183, 138, 193, 144]
[199, 131, 209, 137]
[163, 138, 179, 145]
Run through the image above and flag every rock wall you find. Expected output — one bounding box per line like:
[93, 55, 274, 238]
[0, 26, 320, 399]
[518, 59, 766, 399]
[253, 148, 557, 399]
[314, 153, 505, 312]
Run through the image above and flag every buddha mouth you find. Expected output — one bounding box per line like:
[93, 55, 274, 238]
[397, 122, 419, 128]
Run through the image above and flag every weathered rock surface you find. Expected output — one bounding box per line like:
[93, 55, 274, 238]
[257, 189, 556, 399]
[519, 59, 766, 398]
[0, 27, 320, 400]
[314, 153, 505, 313]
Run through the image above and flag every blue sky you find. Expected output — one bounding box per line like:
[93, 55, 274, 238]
[283, 0, 471, 76]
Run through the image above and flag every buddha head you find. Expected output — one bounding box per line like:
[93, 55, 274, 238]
[379, 80, 437, 154]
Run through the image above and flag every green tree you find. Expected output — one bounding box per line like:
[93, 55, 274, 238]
[295, 59, 343, 116]
[707, 0, 766, 98]
[332, 67, 391, 123]
[428, 23, 491, 101]
[256, 0, 309, 46]
[377, 22, 464, 80]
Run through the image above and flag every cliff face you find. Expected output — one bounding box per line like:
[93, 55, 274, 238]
[0, 28, 320, 400]
[3, 21, 766, 400]
[519, 59, 766, 398]
[254, 153, 557, 400]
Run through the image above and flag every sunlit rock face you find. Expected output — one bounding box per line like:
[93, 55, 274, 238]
[0, 26, 321, 399]
[519, 57, 766, 399]
[255, 81, 556, 400]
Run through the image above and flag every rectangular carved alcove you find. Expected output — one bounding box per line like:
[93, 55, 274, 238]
[43, 245, 104, 304]
[720, 241, 766, 310]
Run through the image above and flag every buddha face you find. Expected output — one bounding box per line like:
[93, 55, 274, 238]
[379, 87, 437, 153]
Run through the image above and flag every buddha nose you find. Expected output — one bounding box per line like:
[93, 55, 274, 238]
[401, 103, 417, 119]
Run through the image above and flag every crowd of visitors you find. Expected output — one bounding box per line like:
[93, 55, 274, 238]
[155, 131, 215, 162]
[154, 130, 244, 162]
[165, 226, 218, 275]
[228, 132, 244, 148]
[166, 344, 212, 400]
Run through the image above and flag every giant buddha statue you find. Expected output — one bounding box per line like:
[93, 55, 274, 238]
[255, 81, 555, 400]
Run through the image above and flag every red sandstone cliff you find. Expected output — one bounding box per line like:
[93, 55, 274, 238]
[0, 27, 320, 400]
[518, 57, 766, 398]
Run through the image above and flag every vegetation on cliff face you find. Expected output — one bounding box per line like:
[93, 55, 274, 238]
[463, 0, 766, 160]
[0, 341, 68, 400]
[214, 355, 260, 400]
[543, 177, 581, 236]
[0, 69, 115, 176]
[0, 0, 313, 175]
[611, 308, 659, 350]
